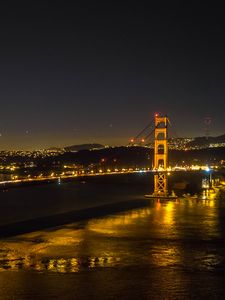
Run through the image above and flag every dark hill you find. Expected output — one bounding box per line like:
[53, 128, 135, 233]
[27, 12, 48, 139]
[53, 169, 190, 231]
[64, 143, 104, 152]
[187, 134, 225, 148]
[45, 146, 225, 169]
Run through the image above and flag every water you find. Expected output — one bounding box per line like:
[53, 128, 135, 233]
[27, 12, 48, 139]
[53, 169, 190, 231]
[0, 174, 225, 299]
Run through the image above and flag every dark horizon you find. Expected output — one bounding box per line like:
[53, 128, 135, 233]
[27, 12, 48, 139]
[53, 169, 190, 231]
[0, 1, 225, 150]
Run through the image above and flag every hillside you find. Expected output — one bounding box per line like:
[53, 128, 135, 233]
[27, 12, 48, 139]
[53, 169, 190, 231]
[64, 143, 104, 152]
[187, 134, 225, 148]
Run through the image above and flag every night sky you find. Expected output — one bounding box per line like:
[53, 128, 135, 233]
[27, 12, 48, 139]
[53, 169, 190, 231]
[0, 1, 225, 150]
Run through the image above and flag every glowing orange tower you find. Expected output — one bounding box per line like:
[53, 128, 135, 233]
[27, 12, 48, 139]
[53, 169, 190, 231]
[153, 114, 169, 196]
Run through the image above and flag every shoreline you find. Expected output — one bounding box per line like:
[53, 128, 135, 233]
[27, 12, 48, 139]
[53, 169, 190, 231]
[0, 169, 222, 190]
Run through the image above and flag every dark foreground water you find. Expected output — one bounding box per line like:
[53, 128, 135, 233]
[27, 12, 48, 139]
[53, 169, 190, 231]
[1, 174, 225, 299]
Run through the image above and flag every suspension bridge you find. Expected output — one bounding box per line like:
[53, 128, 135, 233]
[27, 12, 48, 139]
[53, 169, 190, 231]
[130, 113, 214, 199]
[131, 113, 177, 199]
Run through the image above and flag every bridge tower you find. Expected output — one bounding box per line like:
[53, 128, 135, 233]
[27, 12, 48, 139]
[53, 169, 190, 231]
[153, 114, 169, 196]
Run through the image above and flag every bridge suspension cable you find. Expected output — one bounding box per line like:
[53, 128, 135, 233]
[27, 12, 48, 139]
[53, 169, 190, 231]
[130, 119, 154, 144]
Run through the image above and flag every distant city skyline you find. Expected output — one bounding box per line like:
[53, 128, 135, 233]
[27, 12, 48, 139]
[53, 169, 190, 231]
[0, 1, 225, 150]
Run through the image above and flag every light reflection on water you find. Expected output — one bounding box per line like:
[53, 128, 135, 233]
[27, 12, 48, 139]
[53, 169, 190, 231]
[0, 197, 223, 274]
[1, 195, 225, 299]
